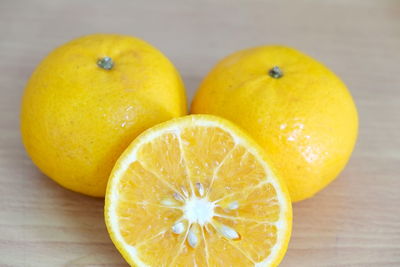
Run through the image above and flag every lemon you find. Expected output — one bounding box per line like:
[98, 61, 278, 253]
[191, 46, 358, 202]
[105, 115, 292, 266]
[21, 34, 186, 197]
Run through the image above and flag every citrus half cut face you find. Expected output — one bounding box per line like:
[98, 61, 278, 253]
[105, 115, 292, 266]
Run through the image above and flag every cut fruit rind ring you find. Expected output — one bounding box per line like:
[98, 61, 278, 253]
[105, 115, 292, 266]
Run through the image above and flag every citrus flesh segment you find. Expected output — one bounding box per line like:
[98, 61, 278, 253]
[180, 126, 236, 194]
[105, 115, 292, 267]
[136, 132, 192, 195]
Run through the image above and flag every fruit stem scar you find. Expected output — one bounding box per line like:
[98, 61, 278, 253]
[268, 66, 283, 78]
[97, 57, 114, 70]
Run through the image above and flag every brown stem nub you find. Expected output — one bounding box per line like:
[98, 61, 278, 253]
[268, 66, 283, 79]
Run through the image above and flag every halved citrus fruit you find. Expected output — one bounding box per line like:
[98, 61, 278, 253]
[105, 115, 292, 266]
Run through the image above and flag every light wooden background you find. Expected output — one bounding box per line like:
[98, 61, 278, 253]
[1, 0, 399, 266]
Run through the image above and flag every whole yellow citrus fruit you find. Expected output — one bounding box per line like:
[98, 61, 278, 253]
[105, 115, 292, 266]
[21, 34, 186, 197]
[191, 46, 358, 202]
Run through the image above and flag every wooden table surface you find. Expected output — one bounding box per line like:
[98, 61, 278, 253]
[1, 0, 399, 266]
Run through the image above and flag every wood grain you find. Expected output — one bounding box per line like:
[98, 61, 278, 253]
[1, 0, 399, 266]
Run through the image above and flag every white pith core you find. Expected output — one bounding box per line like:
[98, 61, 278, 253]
[184, 197, 215, 225]
[166, 183, 241, 249]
